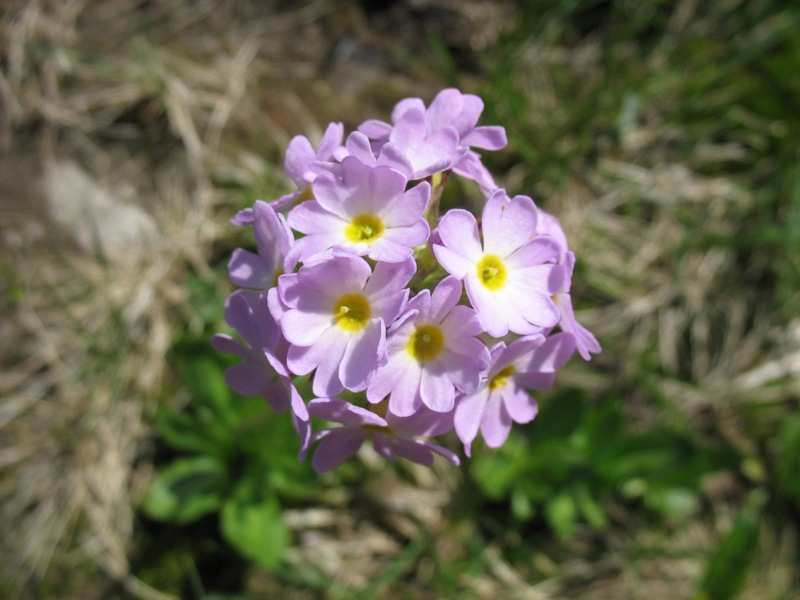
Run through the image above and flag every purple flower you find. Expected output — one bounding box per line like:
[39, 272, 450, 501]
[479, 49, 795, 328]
[433, 188, 562, 337]
[306, 398, 459, 473]
[210, 290, 311, 456]
[535, 211, 601, 360]
[278, 253, 415, 397]
[227, 200, 299, 290]
[231, 122, 344, 223]
[552, 252, 602, 360]
[288, 156, 430, 263]
[454, 332, 577, 455]
[335, 131, 415, 180]
[358, 88, 507, 188]
[367, 276, 490, 416]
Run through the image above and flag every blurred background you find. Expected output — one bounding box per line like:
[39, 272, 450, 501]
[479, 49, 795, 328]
[1, 0, 799, 598]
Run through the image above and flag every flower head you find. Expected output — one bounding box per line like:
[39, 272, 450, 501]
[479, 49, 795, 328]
[367, 276, 490, 416]
[278, 253, 415, 397]
[288, 156, 430, 263]
[454, 333, 576, 455]
[227, 200, 299, 290]
[433, 188, 562, 337]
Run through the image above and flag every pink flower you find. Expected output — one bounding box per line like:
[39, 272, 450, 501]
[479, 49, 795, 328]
[227, 200, 299, 290]
[210, 290, 311, 456]
[433, 188, 562, 337]
[535, 210, 602, 360]
[306, 398, 459, 473]
[367, 276, 490, 416]
[358, 88, 506, 189]
[455, 333, 576, 455]
[288, 156, 430, 263]
[278, 254, 415, 397]
[231, 122, 344, 223]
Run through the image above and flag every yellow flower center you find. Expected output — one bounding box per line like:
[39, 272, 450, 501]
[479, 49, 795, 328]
[345, 214, 385, 244]
[476, 254, 508, 291]
[333, 293, 371, 332]
[488, 365, 515, 391]
[407, 324, 444, 362]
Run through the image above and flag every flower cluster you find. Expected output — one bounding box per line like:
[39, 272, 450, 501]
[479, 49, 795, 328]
[213, 89, 600, 472]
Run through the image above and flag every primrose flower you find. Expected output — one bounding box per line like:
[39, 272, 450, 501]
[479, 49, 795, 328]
[335, 131, 415, 180]
[359, 88, 506, 189]
[455, 333, 576, 455]
[288, 156, 430, 263]
[227, 200, 299, 290]
[210, 290, 310, 455]
[213, 88, 599, 472]
[307, 398, 459, 473]
[433, 188, 562, 337]
[367, 276, 490, 416]
[278, 253, 414, 397]
[232, 122, 344, 224]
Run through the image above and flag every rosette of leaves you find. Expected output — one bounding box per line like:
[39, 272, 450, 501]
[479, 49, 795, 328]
[470, 388, 741, 539]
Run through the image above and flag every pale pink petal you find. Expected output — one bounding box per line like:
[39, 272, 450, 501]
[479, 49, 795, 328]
[464, 277, 509, 337]
[480, 396, 513, 448]
[228, 248, 273, 289]
[280, 306, 333, 347]
[287, 200, 347, 234]
[432, 244, 475, 280]
[380, 181, 430, 226]
[454, 389, 489, 455]
[340, 321, 385, 391]
[224, 361, 270, 397]
[210, 334, 250, 360]
[436, 208, 483, 263]
[501, 387, 538, 424]
[307, 398, 386, 426]
[383, 437, 436, 466]
[386, 357, 424, 417]
[462, 126, 507, 150]
[427, 276, 463, 323]
[481, 191, 538, 257]
[311, 428, 369, 473]
[284, 135, 315, 187]
[358, 119, 393, 140]
[419, 363, 456, 413]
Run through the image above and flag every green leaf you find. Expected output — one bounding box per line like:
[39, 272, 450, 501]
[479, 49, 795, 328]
[696, 490, 765, 600]
[141, 456, 227, 524]
[154, 407, 227, 458]
[545, 491, 577, 539]
[220, 482, 290, 569]
[775, 414, 800, 507]
[574, 484, 607, 529]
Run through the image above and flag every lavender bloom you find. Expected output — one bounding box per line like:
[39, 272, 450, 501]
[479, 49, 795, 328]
[536, 211, 602, 361]
[288, 156, 430, 263]
[278, 254, 415, 397]
[433, 188, 562, 337]
[213, 89, 598, 471]
[335, 131, 415, 180]
[454, 333, 576, 455]
[307, 398, 459, 473]
[210, 290, 311, 456]
[367, 276, 490, 416]
[227, 200, 299, 290]
[231, 122, 344, 224]
[359, 88, 507, 189]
